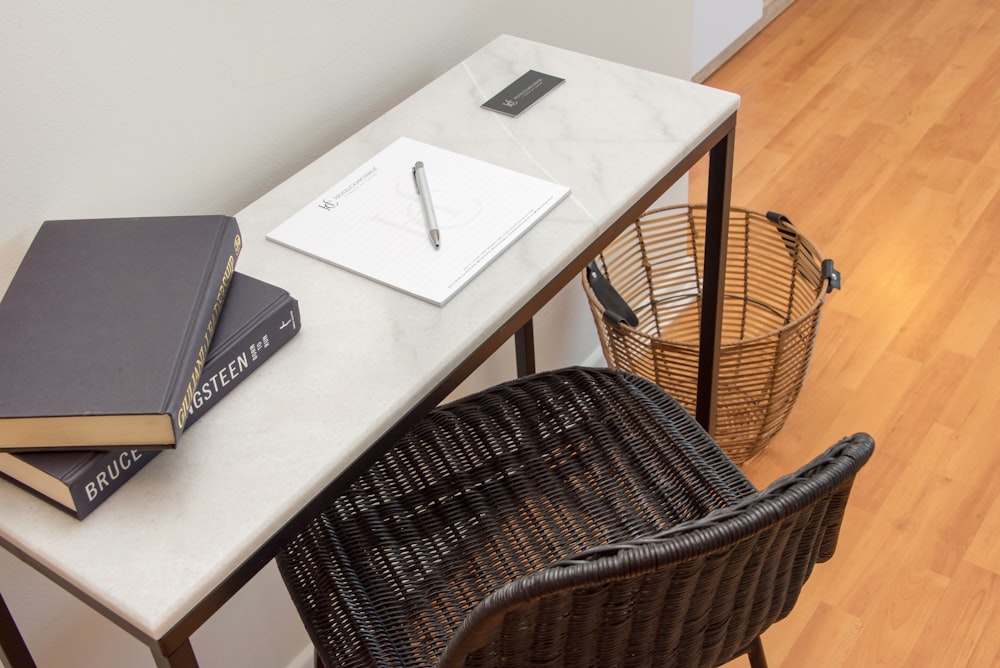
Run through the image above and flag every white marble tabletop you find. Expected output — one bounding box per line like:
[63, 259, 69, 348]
[0, 35, 739, 647]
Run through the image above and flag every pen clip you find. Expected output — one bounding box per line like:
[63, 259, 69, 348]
[412, 161, 423, 195]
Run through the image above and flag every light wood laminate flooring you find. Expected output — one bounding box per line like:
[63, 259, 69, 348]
[690, 0, 1000, 664]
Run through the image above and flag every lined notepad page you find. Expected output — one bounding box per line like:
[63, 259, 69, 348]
[266, 137, 571, 305]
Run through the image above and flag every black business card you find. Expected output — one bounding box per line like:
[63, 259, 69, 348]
[482, 70, 565, 117]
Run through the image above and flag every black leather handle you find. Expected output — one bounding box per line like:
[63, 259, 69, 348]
[586, 262, 639, 327]
[767, 211, 841, 293]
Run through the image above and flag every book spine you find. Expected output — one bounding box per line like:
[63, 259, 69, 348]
[66, 449, 159, 519]
[174, 219, 243, 438]
[185, 294, 300, 427]
[63, 294, 299, 519]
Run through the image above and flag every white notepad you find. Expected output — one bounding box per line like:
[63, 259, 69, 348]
[266, 137, 571, 305]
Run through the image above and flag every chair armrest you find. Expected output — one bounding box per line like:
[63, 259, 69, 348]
[442, 432, 874, 667]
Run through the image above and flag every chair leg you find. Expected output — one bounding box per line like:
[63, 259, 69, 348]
[747, 636, 768, 668]
[313, 648, 325, 668]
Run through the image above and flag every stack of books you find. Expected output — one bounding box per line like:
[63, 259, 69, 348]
[0, 216, 301, 518]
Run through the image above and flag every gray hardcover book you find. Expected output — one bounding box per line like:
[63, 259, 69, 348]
[0, 273, 300, 518]
[0, 215, 242, 451]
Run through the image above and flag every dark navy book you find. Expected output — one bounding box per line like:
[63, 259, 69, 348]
[0, 273, 300, 519]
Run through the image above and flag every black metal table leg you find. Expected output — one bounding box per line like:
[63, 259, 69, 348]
[515, 319, 536, 378]
[0, 593, 35, 668]
[696, 127, 736, 435]
[151, 638, 199, 668]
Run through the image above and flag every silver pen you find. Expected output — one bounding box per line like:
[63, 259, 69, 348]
[412, 161, 440, 248]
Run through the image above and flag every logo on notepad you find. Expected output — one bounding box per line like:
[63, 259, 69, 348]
[317, 166, 379, 212]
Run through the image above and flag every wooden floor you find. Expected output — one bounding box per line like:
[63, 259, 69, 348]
[689, 0, 1000, 665]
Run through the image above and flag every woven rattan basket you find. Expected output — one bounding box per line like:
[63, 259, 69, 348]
[584, 204, 840, 463]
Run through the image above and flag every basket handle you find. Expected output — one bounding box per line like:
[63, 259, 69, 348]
[586, 261, 639, 327]
[766, 211, 801, 257]
[822, 259, 842, 293]
[766, 211, 842, 293]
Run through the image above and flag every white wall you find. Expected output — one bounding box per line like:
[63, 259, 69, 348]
[691, 0, 764, 77]
[0, 2, 700, 667]
[0, 0, 695, 287]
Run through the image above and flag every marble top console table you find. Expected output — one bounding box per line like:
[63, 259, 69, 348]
[0, 35, 738, 667]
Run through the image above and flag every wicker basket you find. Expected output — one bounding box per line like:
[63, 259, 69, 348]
[583, 204, 840, 463]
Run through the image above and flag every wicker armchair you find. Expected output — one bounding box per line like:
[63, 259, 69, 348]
[278, 367, 873, 668]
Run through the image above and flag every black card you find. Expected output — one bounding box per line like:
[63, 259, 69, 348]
[482, 70, 565, 117]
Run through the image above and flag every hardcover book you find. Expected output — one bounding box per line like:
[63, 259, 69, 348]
[0, 272, 300, 518]
[0, 215, 242, 451]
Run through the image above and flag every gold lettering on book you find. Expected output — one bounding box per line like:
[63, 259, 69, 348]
[177, 235, 239, 430]
[191, 351, 250, 411]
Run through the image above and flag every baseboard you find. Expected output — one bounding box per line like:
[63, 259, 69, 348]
[583, 346, 608, 368]
[285, 645, 314, 668]
[692, 0, 796, 82]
